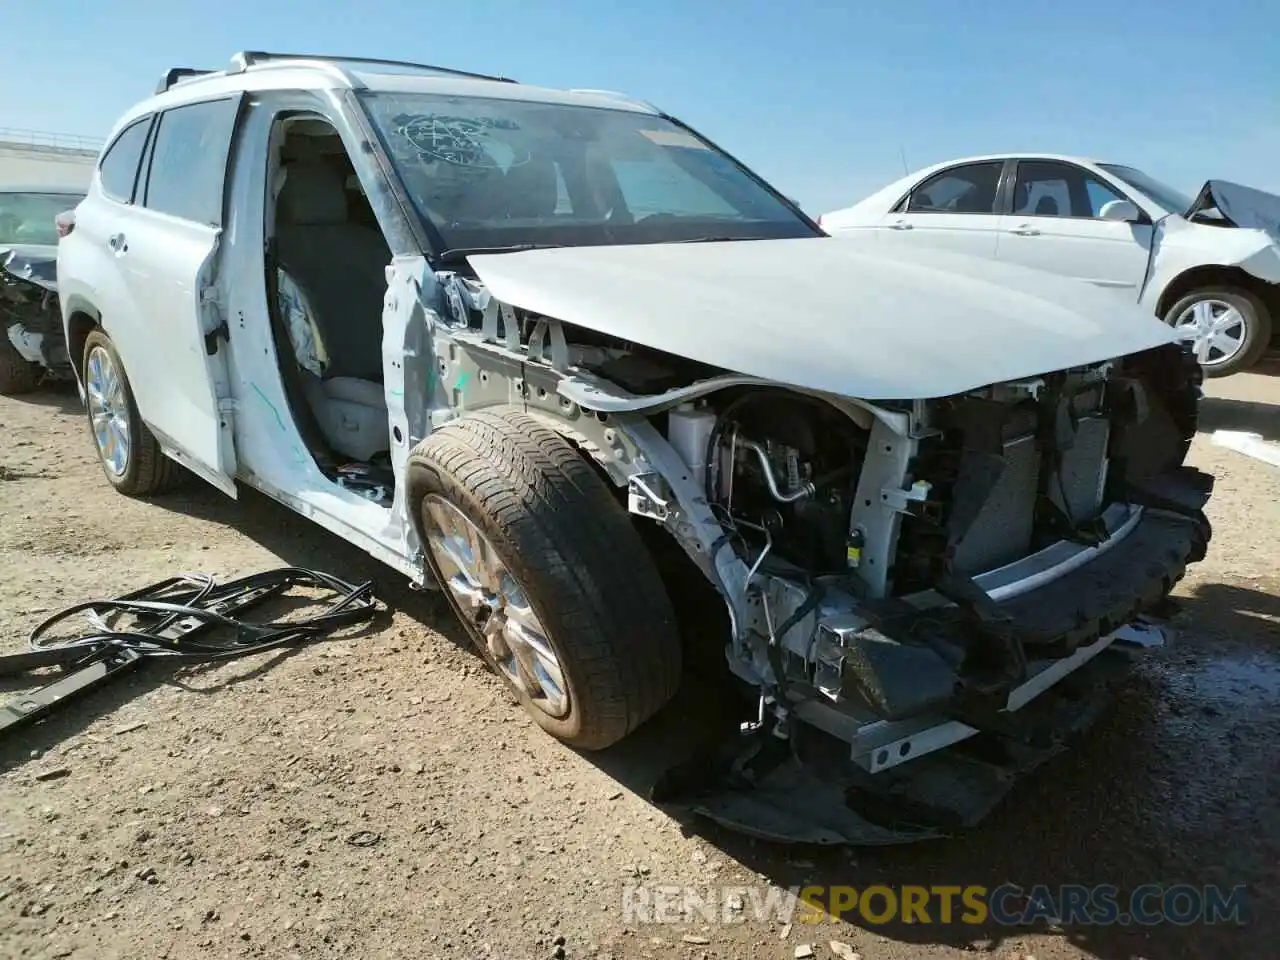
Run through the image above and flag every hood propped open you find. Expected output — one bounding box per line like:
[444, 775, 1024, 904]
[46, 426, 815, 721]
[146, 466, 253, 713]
[468, 239, 1178, 400]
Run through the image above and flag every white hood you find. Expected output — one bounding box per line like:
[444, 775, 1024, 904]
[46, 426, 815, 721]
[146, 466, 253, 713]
[467, 238, 1179, 400]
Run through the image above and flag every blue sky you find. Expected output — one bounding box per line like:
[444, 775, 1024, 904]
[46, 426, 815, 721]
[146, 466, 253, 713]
[4, 0, 1276, 212]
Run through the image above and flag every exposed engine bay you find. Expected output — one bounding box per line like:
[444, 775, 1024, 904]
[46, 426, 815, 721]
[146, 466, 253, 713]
[580, 335, 1210, 840]
[696, 390, 868, 575]
[428, 264, 1214, 842]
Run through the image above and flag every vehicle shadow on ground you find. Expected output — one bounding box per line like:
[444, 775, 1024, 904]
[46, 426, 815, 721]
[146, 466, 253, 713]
[584, 578, 1278, 960]
[1198, 396, 1279, 441]
[155, 481, 476, 651]
[1249, 354, 1280, 376]
[6, 382, 83, 416]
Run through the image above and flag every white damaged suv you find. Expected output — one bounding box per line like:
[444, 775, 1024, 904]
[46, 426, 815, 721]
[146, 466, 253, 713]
[56, 53, 1214, 840]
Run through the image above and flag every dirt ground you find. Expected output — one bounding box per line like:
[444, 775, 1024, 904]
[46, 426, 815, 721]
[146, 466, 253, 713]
[1, 363, 1277, 960]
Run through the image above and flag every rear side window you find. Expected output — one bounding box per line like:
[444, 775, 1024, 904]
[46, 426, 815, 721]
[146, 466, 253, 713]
[905, 161, 1004, 214]
[98, 118, 152, 202]
[141, 98, 240, 226]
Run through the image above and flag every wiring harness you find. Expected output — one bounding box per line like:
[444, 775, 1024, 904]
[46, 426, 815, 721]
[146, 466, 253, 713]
[1, 567, 379, 737]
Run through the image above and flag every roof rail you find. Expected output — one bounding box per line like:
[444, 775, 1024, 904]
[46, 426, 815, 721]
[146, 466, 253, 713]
[155, 67, 217, 95]
[568, 89, 658, 111]
[228, 51, 517, 84]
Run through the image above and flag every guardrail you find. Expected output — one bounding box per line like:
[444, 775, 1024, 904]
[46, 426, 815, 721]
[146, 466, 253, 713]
[0, 128, 103, 156]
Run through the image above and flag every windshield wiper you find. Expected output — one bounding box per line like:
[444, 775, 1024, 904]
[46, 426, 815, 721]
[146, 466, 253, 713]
[436, 243, 565, 262]
[668, 236, 763, 244]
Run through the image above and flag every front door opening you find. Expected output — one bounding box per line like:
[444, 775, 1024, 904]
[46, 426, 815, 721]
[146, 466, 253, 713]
[263, 113, 395, 505]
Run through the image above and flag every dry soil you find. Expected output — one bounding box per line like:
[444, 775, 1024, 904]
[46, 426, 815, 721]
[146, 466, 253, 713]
[1, 365, 1277, 960]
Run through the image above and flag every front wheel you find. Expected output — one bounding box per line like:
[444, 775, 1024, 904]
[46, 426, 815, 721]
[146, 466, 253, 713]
[1164, 286, 1272, 377]
[406, 408, 683, 750]
[81, 329, 182, 495]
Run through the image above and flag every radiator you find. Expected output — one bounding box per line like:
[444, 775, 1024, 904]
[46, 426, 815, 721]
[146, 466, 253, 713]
[952, 433, 1040, 574]
[951, 415, 1111, 575]
[1050, 415, 1110, 523]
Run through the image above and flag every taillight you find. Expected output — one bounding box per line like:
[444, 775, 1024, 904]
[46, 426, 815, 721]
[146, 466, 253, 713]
[55, 210, 76, 238]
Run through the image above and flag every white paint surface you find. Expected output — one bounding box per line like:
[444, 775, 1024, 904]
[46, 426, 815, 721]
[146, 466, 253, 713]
[469, 238, 1178, 400]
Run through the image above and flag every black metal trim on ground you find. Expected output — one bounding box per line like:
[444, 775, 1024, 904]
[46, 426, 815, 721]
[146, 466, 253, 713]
[0, 567, 378, 738]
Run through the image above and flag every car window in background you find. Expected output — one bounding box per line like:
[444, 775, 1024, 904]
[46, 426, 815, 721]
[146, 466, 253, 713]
[1084, 178, 1127, 216]
[98, 117, 152, 203]
[142, 98, 240, 226]
[359, 91, 817, 250]
[1014, 160, 1128, 218]
[0, 192, 85, 246]
[905, 161, 1003, 214]
[1098, 163, 1194, 215]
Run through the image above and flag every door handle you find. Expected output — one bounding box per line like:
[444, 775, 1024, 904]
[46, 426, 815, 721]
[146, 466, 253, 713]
[108, 232, 128, 253]
[887, 219, 913, 231]
[1008, 224, 1040, 236]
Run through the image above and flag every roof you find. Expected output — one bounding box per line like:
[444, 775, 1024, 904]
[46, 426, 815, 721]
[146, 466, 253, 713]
[899, 154, 1121, 180]
[109, 51, 659, 140]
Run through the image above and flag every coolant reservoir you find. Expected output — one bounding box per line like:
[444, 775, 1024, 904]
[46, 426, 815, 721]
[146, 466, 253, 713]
[667, 402, 718, 490]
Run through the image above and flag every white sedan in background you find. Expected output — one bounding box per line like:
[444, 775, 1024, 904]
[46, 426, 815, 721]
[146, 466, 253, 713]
[819, 154, 1280, 376]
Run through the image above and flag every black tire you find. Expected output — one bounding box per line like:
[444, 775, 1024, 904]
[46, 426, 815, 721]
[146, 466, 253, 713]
[81, 329, 182, 496]
[1163, 285, 1272, 378]
[406, 408, 682, 750]
[0, 334, 40, 395]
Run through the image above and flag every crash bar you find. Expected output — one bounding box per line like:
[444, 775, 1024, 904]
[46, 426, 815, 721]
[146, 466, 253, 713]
[229, 51, 518, 84]
[155, 68, 217, 94]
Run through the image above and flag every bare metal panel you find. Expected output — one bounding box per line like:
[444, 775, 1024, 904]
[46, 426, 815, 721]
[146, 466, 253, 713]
[1051, 416, 1110, 522]
[953, 434, 1039, 574]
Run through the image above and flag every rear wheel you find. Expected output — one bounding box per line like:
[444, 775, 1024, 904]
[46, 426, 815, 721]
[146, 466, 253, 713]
[406, 408, 682, 750]
[82, 329, 181, 495]
[0, 335, 40, 395]
[1165, 286, 1271, 377]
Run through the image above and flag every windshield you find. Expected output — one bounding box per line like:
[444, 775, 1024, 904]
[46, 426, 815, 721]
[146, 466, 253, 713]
[1098, 164, 1194, 216]
[0, 192, 82, 247]
[359, 92, 817, 251]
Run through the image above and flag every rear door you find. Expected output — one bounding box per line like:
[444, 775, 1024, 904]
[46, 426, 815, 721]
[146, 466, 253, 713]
[124, 95, 244, 495]
[62, 114, 157, 383]
[877, 160, 1007, 255]
[995, 159, 1153, 292]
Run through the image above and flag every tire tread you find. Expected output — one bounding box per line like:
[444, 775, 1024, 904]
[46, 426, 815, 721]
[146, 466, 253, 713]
[408, 409, 681, 749]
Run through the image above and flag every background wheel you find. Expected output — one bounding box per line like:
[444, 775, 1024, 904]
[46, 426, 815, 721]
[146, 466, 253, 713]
[407, 408, 682, 750]
[82, 329, 181, 495]
[0, 334, 40, 395]
[1164, 286, 1271, 377]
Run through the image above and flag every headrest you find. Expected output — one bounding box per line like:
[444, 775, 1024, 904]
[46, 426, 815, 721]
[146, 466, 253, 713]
[1034, 195, 1059, 216]
[278, 162, 348, 226]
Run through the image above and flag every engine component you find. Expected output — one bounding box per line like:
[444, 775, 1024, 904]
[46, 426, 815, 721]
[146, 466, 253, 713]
[702, 390, 868, 574]
[667, 402, 717, 490]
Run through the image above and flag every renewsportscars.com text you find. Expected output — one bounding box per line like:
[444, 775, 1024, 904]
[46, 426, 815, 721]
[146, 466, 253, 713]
[621, 883, 1248, 927]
